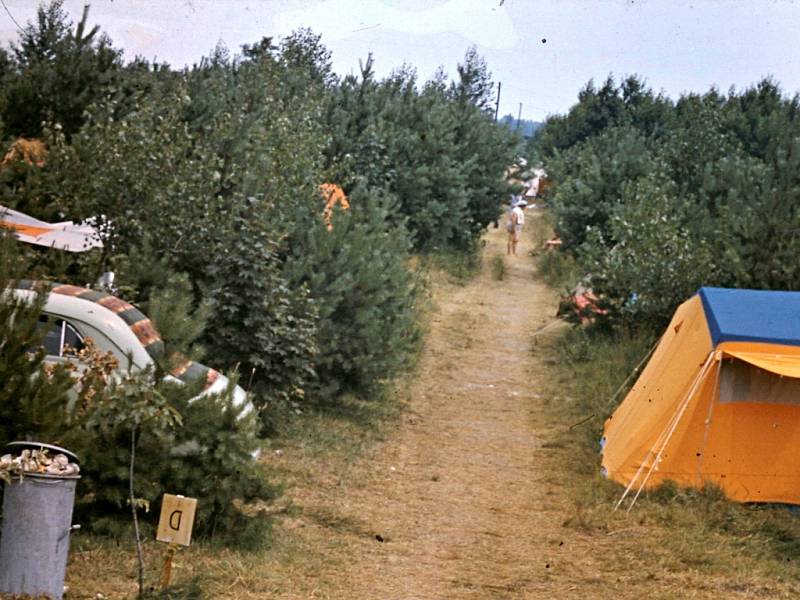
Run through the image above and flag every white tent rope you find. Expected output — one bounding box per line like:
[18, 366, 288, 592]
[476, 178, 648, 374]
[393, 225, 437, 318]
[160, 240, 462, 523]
[624, 352, 717, 512]
[613, 360, 704, 511]
[613, 351, 716, 511]
[695, 356, 721, 484]
[613, 388, 689, 511]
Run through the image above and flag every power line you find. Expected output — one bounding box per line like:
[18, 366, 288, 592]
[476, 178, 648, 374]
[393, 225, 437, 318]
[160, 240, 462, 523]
[0, 0, 23, 33]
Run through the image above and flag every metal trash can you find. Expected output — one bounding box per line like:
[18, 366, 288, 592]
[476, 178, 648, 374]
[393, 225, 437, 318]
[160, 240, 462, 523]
[0, 442, 80, 600]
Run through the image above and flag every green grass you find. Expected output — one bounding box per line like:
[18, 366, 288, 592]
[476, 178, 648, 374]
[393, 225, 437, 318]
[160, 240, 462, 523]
[489, 254, 506, 281]
[264, 388, 406, 472]
[426, 247, 480, 284]
[537, 250, 578, 288]
[527, 211, 578, 288]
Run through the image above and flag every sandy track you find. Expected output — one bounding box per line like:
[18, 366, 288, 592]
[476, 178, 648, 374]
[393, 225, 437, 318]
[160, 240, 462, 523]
[260, 217, 787, 600]
[278, 218, 614, 599]
[336, 221, 561, 599]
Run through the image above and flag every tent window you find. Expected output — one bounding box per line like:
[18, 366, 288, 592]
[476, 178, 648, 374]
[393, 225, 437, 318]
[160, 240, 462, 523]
[719, 358, 800, 405]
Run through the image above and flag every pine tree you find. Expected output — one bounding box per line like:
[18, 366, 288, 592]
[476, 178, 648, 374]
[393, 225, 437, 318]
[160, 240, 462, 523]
[0, 235, 74, 448]
[284, 185, 420, 401]
[2, 0, 122, 138]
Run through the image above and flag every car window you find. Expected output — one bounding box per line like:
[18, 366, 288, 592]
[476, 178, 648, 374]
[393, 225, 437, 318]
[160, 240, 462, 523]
[62, 321, 84, 355]
[38, 316, 62, 355]
[36, 316, 85, 357]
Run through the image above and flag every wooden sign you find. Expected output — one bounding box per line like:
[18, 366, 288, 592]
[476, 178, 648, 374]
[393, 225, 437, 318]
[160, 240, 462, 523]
[156, 494, 197, 546]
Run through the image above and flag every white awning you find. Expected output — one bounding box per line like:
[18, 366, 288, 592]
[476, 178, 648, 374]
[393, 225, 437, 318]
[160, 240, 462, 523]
[0, 205, 103, 252]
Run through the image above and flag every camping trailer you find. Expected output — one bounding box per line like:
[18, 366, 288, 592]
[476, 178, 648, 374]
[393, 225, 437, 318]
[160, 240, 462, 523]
[602, 287, 800, 505]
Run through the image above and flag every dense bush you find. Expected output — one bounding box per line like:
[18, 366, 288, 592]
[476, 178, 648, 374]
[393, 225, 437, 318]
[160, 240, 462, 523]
[0, 240, 274, 545]
[67, 365, 274, 549]
[533, 75, 800, 329]
[1, 6, 515, 416]
[547, 126, 654, 248]
[323, 50, 517, 252]
[284, 185, 421, 402]
[580, 175, 716, 328]
[0, 235, 75, 449]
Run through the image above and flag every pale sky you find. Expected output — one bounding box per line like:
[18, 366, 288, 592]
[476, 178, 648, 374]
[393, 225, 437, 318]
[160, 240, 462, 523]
[1, 0, 799, 122]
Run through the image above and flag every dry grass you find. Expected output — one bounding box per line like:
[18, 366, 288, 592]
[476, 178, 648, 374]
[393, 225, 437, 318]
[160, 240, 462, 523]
[62, 388, 408, 599]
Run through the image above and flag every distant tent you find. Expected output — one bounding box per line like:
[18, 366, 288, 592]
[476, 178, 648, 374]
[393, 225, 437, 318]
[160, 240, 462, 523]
[319, 183, 349, 231]
[603, 287, 800, 507]
[524, 168, 547, 199]
[0, 205, 102, 252]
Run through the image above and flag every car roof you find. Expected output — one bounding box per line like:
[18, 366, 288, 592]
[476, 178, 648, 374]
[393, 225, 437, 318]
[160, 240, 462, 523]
[15, 279, 221, 390]
[16, 279, 165, 361]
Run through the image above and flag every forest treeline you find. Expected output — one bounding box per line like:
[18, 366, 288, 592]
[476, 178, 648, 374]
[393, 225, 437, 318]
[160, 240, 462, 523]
[533, 75, 800, 331]
[0, 1, 517, 545]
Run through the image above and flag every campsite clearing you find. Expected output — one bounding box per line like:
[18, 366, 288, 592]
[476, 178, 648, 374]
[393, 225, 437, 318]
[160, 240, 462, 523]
[241, 217, 800, 599]
[64, 217, 800, 599]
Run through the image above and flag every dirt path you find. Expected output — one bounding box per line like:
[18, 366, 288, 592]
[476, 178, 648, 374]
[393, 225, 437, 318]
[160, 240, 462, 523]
[274, 218, 619, 599]
[331, 220, 563, 599]
[256, 218, 781, 600]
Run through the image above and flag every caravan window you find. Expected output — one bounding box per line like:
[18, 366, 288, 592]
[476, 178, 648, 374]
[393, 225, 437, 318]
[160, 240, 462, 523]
[718, 358, 800, 405]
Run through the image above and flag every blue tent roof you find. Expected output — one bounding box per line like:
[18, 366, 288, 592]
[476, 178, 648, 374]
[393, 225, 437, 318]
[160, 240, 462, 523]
[698, 287, 800, 347]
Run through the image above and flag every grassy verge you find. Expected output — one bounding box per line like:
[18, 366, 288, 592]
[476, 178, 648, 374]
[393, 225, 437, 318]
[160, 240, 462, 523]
[489, 254, 506, 281]
[64, 267, 429, 599]
[424, 245, 481, 284]
[537, 324, 800, 590]
[527, 211, 578, 289]
[64, 389, 407, 599]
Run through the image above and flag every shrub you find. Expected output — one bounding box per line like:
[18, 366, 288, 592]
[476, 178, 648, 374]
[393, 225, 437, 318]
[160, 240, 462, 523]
[581, 175, 715, 328]
[284, 185, 421, 402]
[547, 125, 654, 249]
[61, 351, 275, 548]
[0, 237, 75, 449]
[0, 248, 276, 547]
[202, 209, 319, 417]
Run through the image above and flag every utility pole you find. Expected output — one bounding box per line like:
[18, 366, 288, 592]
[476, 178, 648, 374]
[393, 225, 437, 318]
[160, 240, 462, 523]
[516, 102, 523, 130]
[494, 81, 502, 121]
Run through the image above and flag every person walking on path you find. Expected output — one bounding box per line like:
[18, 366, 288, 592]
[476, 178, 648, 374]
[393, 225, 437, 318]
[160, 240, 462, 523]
[507, 199, 526, 256]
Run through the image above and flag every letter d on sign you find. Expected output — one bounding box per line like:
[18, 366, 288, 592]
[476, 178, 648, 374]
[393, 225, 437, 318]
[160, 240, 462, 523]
[169, 510, 183, 531]
[157, 494, 197, 546]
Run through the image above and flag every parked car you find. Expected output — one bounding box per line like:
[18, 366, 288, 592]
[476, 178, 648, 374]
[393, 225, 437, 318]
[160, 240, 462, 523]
[11, 280, 254, 419]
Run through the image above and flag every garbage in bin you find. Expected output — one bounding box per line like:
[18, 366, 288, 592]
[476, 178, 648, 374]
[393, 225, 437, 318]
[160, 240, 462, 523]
[0, 442, 80, 600]
[0, 446, 80, 480]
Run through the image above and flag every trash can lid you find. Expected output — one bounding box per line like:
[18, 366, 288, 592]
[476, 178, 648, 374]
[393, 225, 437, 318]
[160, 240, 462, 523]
[5, 441, 79, 464]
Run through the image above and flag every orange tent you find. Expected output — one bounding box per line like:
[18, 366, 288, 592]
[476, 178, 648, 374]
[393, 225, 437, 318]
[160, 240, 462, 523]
[320, 183, 349, 231]
[603, 287, 800, 507]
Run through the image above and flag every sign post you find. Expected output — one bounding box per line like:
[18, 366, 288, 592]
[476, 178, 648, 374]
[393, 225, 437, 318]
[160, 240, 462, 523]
[156, 494, 197, 588]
